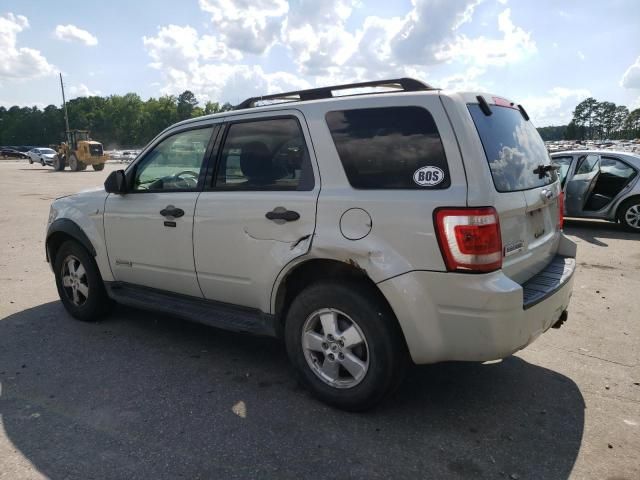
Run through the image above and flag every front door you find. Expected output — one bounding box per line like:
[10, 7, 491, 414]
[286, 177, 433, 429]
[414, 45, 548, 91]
[565, 153, 600, 216]
[104, 125, 216, 297]
[193, 112, 319, 311]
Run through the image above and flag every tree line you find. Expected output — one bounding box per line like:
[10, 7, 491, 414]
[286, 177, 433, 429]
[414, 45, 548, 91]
[0, 90, 233, 149]
[538, 98, 640, 141]
[3, 90, 640, 146]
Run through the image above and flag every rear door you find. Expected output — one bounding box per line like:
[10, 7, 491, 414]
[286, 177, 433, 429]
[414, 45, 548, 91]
[466, 99, 562, 283]
[193, 110, 319, 311]
[565, 154, 600, 215]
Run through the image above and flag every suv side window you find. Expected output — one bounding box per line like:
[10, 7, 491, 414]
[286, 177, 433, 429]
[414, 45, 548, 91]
[215, 117, 313, 191]
[575, 154, 599, 175]
[132, 126, 213, 191]
[325, 106, 450, 189]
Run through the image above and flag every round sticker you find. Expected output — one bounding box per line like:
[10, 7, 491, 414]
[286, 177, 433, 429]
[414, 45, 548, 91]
[413, 166, 445, 187]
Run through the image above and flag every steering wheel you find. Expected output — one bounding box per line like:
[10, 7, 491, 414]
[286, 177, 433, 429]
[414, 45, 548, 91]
[174, 170, 199, 188]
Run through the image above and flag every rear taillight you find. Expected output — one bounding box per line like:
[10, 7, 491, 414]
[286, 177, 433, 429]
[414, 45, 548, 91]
[557, 192, 564, 230]
[434, 207, 502, 273]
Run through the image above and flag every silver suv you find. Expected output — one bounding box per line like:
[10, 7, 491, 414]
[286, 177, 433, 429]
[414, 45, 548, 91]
[45, 78, 577, 410]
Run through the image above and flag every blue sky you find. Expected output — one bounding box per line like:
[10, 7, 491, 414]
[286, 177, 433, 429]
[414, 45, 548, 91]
[1, 0, 639, 126]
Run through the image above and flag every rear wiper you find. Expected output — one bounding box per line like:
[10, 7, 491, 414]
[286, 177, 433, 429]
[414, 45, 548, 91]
[533, 164, 559, 179]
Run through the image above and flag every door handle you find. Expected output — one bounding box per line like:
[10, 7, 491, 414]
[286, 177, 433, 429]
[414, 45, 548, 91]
[160, 205, 185, 218]
[265, 207, 300, 222]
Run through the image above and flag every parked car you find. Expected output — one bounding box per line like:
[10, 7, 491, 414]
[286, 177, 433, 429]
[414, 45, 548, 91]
[551, 150, 640, 231]
[0, 148, 29, 159]
[27, 147, 58, 166]
[45, 78, 577, 410]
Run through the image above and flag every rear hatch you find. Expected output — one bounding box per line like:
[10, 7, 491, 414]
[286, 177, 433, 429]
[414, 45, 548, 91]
[467, 98, 562, 284]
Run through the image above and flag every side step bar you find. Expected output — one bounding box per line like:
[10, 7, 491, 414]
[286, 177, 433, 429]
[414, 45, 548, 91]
[105, 282, 277, 337]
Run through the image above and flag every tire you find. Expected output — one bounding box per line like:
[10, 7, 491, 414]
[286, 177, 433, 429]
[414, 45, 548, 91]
[53, 240, 112, 321]
[41, 159, 45, 166]
[53, 155, 65, 171]
[29, 158, 33, 164]
[618, 198, 640, 232]
[92, 163, 105, 171]
[68, 153, 83, 172]
[285, 281, 407, 411]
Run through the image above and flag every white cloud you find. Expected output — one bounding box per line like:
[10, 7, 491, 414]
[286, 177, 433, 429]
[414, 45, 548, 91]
[143, 1, 541, 105]
[577, 50, 585, 61]
[198, 0, 288, 54]
[0, 13, 56, 81]
[54, 24, 98, 46]
[621, 56, 640, 89]
[437, 8, 536, 67]
[521, 86, 591, 126]
[68, 83, 101, 98]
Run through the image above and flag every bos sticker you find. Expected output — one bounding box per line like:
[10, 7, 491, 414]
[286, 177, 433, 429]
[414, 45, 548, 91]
[413, 166, 445, 187]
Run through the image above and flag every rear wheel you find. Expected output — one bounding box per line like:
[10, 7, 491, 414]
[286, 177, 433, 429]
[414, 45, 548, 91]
[53, 240, 112, 321]
[92, 163, 105, 171]
[619, 198, 640, 232]
[53, 155, 65, 171]
[285, 281, 407, 411]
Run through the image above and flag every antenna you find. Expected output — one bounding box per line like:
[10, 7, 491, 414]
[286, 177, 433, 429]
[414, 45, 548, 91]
[59, 73, 71, 145]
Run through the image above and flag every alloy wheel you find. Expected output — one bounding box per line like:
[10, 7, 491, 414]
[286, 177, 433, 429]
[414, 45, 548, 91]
[301, 308, 370, 389]
[61, 255, 89, 306]
[624, 204, 640, 229]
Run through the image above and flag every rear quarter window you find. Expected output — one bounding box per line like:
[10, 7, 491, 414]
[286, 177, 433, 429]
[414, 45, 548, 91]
[325, 106, 450, 189]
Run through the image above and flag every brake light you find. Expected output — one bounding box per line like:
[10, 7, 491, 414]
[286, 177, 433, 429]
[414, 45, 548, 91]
[557, 191, 565, 230]
[434, 207, 502, 273]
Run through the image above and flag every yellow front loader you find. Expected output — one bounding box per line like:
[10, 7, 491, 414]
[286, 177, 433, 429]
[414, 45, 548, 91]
[53, 130, 109, 172]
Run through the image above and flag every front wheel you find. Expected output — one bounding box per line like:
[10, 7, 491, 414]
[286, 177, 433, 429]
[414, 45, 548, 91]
[68, 153, 83, 172]
[29, 158, 33, 164]
[619, 198, 640, 232]
[41, 159, 45, 166]
[53, 155, 65, 171]
[53, 240, 112, 321]
[285, 281, 407, 411]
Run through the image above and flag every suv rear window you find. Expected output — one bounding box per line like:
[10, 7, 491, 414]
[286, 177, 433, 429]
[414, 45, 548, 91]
[326, 106, 450, 189]
[468, 104, 555, 192]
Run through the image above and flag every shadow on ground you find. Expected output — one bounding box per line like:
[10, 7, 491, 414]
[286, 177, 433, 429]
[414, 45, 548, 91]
[0, 302, 585, 479]
[564, 218, 636, 247]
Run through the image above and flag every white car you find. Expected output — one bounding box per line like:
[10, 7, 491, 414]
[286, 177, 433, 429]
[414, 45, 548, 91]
[28, 147, 58, 166]
[45, 78, 577, 410]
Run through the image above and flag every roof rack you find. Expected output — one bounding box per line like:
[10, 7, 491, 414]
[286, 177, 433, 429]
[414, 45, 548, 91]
[234, 77, 435, 110]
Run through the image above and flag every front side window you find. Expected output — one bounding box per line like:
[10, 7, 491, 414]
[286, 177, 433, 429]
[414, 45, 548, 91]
[215, 117, 313, 191]
[325, 106, 450, 189]
[600, 156, 636, 180]
[133, 127, 213, 191]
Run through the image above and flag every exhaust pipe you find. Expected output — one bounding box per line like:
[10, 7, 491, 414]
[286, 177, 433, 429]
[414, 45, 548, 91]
[551, 310, 568, 329]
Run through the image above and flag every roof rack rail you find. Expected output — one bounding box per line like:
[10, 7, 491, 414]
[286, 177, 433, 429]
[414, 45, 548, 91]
[234, 77, 435, 110]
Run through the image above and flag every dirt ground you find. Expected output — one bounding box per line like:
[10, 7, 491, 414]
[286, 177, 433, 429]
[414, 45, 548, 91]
[0, 160, 638, 479]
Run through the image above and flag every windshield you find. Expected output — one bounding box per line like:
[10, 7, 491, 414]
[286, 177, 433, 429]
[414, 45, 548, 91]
[40, 148, 56, 154]
[468, 104, 555, 192]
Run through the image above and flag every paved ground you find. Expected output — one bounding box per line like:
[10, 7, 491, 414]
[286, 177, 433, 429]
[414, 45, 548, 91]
[0, 160, 638, 479]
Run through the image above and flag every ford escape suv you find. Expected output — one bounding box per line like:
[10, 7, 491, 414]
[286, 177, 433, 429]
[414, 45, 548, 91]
[46, 78, 577, 411]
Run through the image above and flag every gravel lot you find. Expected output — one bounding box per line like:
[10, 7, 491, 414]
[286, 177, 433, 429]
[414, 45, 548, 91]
[1, 160, 638, 480]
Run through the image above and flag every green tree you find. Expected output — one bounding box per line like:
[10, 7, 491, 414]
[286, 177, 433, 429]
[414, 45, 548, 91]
[177, 90, 198, 120]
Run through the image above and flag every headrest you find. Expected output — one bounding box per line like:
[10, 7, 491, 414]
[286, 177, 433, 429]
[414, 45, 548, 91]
[240, 141, 280, 184]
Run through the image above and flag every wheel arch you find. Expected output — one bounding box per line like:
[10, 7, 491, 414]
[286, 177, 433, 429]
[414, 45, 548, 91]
[46, 218, 96, 266]
[271, 258, 407, 347]
[615, 194, 640, 221]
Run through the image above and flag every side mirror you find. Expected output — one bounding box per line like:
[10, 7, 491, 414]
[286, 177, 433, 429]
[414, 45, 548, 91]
[104, 170, 127, 194]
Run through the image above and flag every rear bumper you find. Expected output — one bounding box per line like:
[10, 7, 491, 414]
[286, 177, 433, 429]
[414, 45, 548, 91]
[378, 234, 577, 364]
